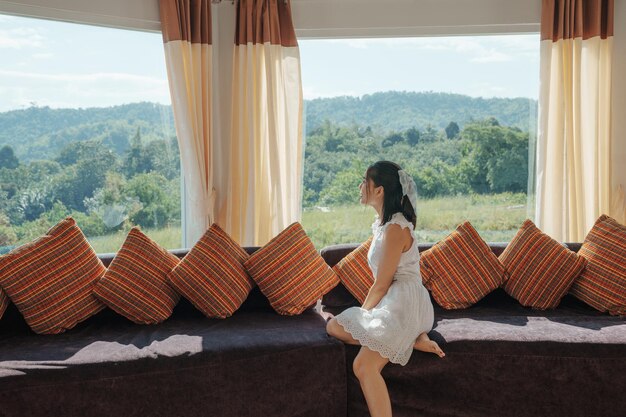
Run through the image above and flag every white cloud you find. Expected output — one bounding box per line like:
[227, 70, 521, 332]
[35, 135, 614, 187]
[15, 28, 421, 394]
[0, 27, 45, 49]
[0, 70, 170, 111]
[321, 35, 538, 64]
[466, 82, 510, 98]
[471, 50, 512, 63]
[32, 52, 54, 59]
[303, 85, 359, 100]
[326, 38, 370, 49]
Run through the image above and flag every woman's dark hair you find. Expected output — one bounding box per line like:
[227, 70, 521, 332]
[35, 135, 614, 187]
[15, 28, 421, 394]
[365, 161, 416, 228]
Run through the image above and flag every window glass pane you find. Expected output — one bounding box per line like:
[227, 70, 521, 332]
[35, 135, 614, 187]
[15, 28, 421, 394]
[0, 14, 181, 254]
[299, 35, 539, 248]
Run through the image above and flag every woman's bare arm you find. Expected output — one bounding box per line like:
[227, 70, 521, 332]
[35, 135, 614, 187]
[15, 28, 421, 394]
[361, 224, 406, 310]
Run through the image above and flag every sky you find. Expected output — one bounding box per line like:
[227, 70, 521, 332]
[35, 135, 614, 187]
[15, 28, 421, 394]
[0, 14, 539, 113]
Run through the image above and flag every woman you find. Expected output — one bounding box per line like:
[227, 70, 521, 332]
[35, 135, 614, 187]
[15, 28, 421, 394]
[326, 161, 444, 417]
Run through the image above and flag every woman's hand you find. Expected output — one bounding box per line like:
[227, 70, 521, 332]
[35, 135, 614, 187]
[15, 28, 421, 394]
[361, 224, 407, 310]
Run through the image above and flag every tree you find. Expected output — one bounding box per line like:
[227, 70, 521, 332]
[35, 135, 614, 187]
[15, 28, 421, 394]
[319, 168, 362, 205]
[52, 146, 118, 211]
[406, 127, 421, 145]
[414, 161, 468, 198]
[461, 118, 528, 193]
[0, 212, 17, 246]
[125, 173, 179, 228]
[445, 122, 460, 139]
[141, 138, 180, 180]
[56, 140, 104, 166]
[15, 187, 51, 222]
[381, 132, 404, 147]
[421, 124, 441, 142]
[0, 146, 19, 169]
[124, 127, 148, 177]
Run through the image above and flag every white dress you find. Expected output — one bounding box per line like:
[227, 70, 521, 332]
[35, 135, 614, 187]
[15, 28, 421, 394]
[335, 212, 434, 365]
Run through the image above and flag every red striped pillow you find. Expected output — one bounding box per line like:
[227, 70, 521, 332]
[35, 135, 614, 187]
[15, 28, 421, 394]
[569, 215, 626, 316]
[332, 237, 374, 304]
[420, 221, 506, 309]
[0, 217, 106, 334]
[167, 223, 254, 318]
[94, 227, 181, 324]
[243, 222, 339, 315]
[500, 219, 586, 309]
[0, 289, 8, 319]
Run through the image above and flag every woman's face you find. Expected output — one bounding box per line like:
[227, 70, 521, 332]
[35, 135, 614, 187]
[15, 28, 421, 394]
[359, 174, 382, 206]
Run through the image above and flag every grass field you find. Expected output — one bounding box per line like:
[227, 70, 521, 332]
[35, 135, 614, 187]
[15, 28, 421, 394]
[85, 192, 531, 253]
[302, 192, 531, 249]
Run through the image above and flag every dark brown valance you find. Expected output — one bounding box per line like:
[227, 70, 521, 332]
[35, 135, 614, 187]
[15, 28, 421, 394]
[541, 0, 614, 41]
[235, 0, 298, 47]
[160, 0, 212, 44]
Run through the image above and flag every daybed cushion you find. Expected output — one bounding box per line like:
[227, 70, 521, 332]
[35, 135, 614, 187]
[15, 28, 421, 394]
[244, 222, 339, 315]
[94, 227, 180, 324]
[569, 214, 626, 316]
[0, 302, 346, 417]
[332, 237, 374, 304]
[500, 219, 587, 309]
[0, 217, 105, 334]
[167, 224, 254, 318]
[420, 221, 506, 309]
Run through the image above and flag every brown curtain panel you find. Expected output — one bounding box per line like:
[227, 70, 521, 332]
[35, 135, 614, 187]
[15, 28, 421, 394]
[224, 0, 303, 246]
[160, 0, 214, 246]
[536, 0, 617, 241]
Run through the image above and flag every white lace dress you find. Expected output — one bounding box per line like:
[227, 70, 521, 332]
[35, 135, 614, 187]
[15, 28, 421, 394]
[335, 212, 434, 365]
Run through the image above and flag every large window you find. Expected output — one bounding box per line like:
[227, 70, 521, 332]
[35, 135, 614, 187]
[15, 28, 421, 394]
[0, 14, 180, 254]
[298, 35, 539, 248]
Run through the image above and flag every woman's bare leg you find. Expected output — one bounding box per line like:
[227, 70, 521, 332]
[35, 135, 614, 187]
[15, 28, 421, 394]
[413, 332, 445, 358]
[326, 317, 360, 345]
[353, 346, 391, 417]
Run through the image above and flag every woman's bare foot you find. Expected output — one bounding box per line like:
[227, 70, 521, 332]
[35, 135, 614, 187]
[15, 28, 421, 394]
[413, 332, 445, 358]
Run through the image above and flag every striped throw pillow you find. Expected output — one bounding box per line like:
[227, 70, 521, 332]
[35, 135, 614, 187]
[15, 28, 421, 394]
[500, 219, 586, 309]
[94, 227, 181, 324]
[0, 289, 8, 319]
[243, 222, 339, 315]
[0, 217, 106, 334]
[420, 221, 506, 309]
[167, 223, 254, 318]
[333, 237, 374, 304]
[569, 215, 626, 316]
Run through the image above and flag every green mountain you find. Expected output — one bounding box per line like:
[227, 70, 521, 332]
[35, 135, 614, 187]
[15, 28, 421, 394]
[0, 92, 537, 163]
[0, 102, 176, 162]
[304, 91, 537, 135]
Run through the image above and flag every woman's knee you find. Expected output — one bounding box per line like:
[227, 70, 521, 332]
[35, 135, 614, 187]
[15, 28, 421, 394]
[326, 318, 338, 337]
[353, 356, 378, 381]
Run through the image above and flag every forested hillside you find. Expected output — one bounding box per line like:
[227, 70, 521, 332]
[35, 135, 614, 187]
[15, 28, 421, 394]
[304, 91, 537, 135]
[0, 91, 536, 162]
[0, 91, 535, 248]
[0, 102, 175, 162]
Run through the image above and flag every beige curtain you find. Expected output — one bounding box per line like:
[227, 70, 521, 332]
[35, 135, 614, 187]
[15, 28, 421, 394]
[224, 0, 304, 246]
[536, 0, 615, 241]
[160, 0, 214, 247]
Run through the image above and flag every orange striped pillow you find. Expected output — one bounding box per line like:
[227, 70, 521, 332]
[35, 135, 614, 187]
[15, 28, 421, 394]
[167, 223, 254, 318]
[500, 219, 586, 309]
[420, 221, 506, 309]
[243, 222, 339, 315]
[569, 215, 626, 316]
[332, 237, 374, 304]
[94, 227, 181, 324]
[0, 289, 8, 319]
[0, 217, 106, 334]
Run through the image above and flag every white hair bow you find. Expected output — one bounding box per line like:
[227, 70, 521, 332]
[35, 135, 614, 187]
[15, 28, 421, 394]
[398, 170, 418, 214]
